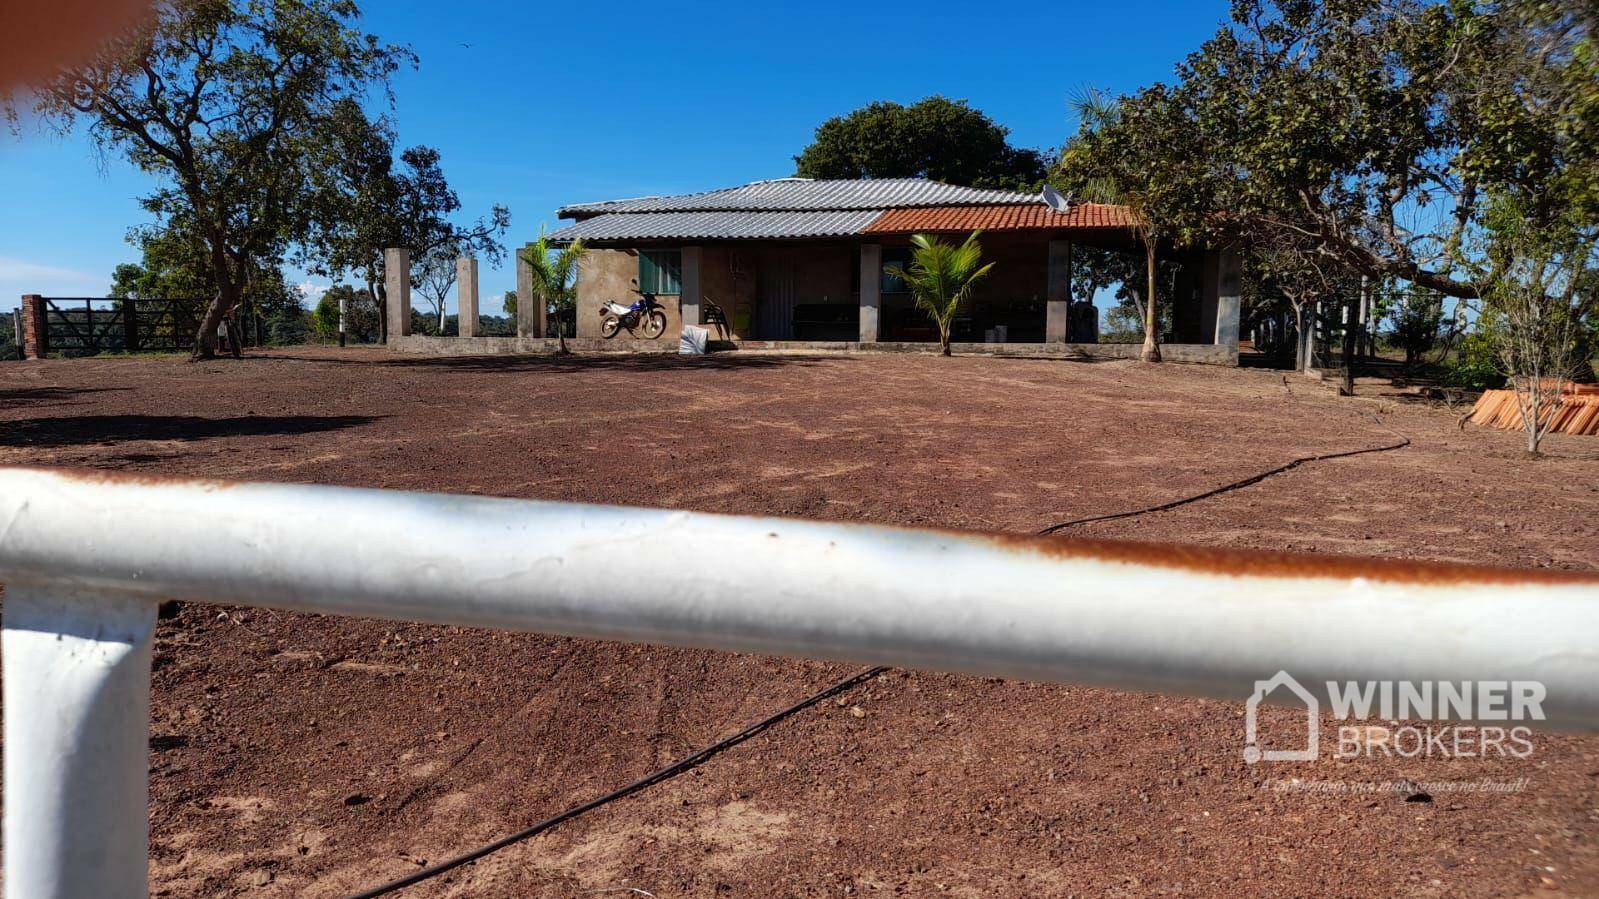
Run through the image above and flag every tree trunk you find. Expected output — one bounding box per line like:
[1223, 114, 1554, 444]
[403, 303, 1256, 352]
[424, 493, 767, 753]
[940, 323, 952, 357]
[224, 315, 244, 359]
[368, 268, 387, 345]
[1292, 302, 1307, 372]
[1340, 287, 1360, 396]
[1141, 241, 1162, 363]
[190, 281, 241, 361]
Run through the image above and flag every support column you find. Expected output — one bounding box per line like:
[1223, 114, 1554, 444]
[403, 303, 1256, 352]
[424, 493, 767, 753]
[4, 586, 157, 899]
[122, 300, 139, 352]
[680, 246, 703, 332]
[384, 248, 411, 344]
[1045, 240, 1071, 342]
[20, 294, 45, 359]
[515, 244, 538, 338]
[456, 256, 479, 338]
[859, 244, 881, 342]
[1213, 248, 1242, 352]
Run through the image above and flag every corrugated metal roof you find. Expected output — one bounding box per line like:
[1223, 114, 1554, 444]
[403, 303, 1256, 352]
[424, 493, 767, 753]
[557, 178, 1038, 216]
[547, 209, 887, 242]
[864, 203, 1137, 233]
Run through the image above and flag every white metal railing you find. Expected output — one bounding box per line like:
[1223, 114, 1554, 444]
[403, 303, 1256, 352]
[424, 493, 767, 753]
[1, 465, 1598, 898]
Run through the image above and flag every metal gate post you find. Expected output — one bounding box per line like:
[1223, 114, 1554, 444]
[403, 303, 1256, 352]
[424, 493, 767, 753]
[3, 585, 157, 899]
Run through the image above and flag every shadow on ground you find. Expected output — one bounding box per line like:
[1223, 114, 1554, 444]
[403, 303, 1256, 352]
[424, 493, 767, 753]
[0, 414, 381, 447]
[0, 386, 135, 405]
[352, 352, 835, 374]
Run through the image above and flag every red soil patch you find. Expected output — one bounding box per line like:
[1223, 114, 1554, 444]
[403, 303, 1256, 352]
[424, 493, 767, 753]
[2, 348, 1597, 897]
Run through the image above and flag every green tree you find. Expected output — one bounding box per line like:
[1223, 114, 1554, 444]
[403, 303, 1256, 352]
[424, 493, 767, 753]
[310, 284, 378, 343]
[1056, 87, 1197, 362]
[110, 222, 299, 348]
[15, 0, 412, 359]
[299, 102, 508, 342]
[1466, 196, 1596, 454]
[1386, 284, 1446, 369]
[518, 231, 587, 354]
[267, 306, 309, 345]
[1063, 0, 1599, 304]
[885, 233, 995, 356]
[1248, 227, 1361, 376]
[414, 240, 461, 335]
[796, 97, 1049, 190]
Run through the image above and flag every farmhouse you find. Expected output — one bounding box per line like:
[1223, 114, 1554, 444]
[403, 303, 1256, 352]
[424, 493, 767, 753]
[547, 178, 1243, 362]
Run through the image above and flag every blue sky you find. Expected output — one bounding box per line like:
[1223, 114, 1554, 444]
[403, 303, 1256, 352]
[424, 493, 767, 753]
[0, 0, 1231, 314]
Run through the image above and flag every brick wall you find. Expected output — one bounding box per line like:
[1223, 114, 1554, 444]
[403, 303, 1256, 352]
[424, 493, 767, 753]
[20, 295, 46, 359]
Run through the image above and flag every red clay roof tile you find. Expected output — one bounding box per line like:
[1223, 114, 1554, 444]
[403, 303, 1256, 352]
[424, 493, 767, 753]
[862, 203, 1136, 234]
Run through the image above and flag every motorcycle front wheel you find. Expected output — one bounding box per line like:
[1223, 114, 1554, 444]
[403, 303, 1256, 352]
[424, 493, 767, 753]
[600, 315, 621, 339]
[641, 310, 667, 339]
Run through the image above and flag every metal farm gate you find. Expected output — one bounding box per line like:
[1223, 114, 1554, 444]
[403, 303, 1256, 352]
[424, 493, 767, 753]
[38, 297, 204, 356]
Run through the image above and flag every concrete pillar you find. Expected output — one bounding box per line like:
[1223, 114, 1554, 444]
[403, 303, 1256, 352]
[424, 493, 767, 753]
[680, 246, 703, 330]
[1045, 240, 1071, 343]
[858, 244, 881, 342]
[383, 248, 411, 343]
[20, 294, 45, 359]
[456, 256, 479, 338]
[515, 244, 538, 338]
[1214, 248, 1242, 351]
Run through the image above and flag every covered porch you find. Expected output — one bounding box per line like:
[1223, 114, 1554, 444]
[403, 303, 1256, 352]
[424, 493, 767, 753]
[638, 229, 1240, 362]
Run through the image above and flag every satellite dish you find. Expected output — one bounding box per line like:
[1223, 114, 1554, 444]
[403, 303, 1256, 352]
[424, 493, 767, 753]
[1041, 185, 1073, 212]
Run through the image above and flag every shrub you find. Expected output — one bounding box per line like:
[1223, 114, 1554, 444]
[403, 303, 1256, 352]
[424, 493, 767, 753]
[1439, 332, 1505, 390]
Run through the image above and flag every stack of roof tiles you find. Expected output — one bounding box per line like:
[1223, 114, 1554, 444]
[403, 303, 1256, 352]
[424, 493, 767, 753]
[549, 178, 1134, 243]
[1468, 382, 1599, 437]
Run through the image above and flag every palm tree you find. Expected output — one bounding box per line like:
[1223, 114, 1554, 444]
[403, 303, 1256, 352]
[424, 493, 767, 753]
[518, 229, 587, 354]
[890, 232, 995, 356]
[1068, 86, 1162, 363]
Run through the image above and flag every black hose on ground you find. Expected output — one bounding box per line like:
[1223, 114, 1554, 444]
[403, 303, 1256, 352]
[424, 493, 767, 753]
[345, 665, 888, 898]
[348, 417, 1412, 896]
[1037, 415, 1411, 535]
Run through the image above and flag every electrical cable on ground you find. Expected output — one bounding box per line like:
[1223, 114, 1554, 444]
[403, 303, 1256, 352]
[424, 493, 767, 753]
[345, 665, 888, 898]
[1037, 415, 1411, 535]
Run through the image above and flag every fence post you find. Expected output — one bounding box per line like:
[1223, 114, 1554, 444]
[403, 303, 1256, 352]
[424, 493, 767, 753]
[515, 244, 537, 339]
[456, 256, 478, 338]
[3, 585, 157, 899]
[123, 300, 140, 353]
[20, 295, 46, 359]
[384, 248, 411, 345]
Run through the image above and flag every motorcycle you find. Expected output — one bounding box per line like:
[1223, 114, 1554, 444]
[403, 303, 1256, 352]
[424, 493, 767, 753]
[599, 291, 667, 339]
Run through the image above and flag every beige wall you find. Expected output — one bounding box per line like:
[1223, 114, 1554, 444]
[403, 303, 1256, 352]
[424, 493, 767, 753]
[576, 249, 654, 339]
[574, 235, 1067, 342]
[576, 243, 857, 340]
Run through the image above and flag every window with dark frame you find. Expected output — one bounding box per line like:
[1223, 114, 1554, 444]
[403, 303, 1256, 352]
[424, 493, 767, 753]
[881, 247, 913, 294]
[639, 250, 683, 295]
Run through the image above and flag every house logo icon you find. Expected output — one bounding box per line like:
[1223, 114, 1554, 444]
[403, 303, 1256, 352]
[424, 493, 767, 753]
[1243, 670, 1319, 764]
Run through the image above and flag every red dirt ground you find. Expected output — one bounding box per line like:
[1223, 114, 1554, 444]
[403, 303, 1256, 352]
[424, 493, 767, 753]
[2, 347, 1598, 898]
